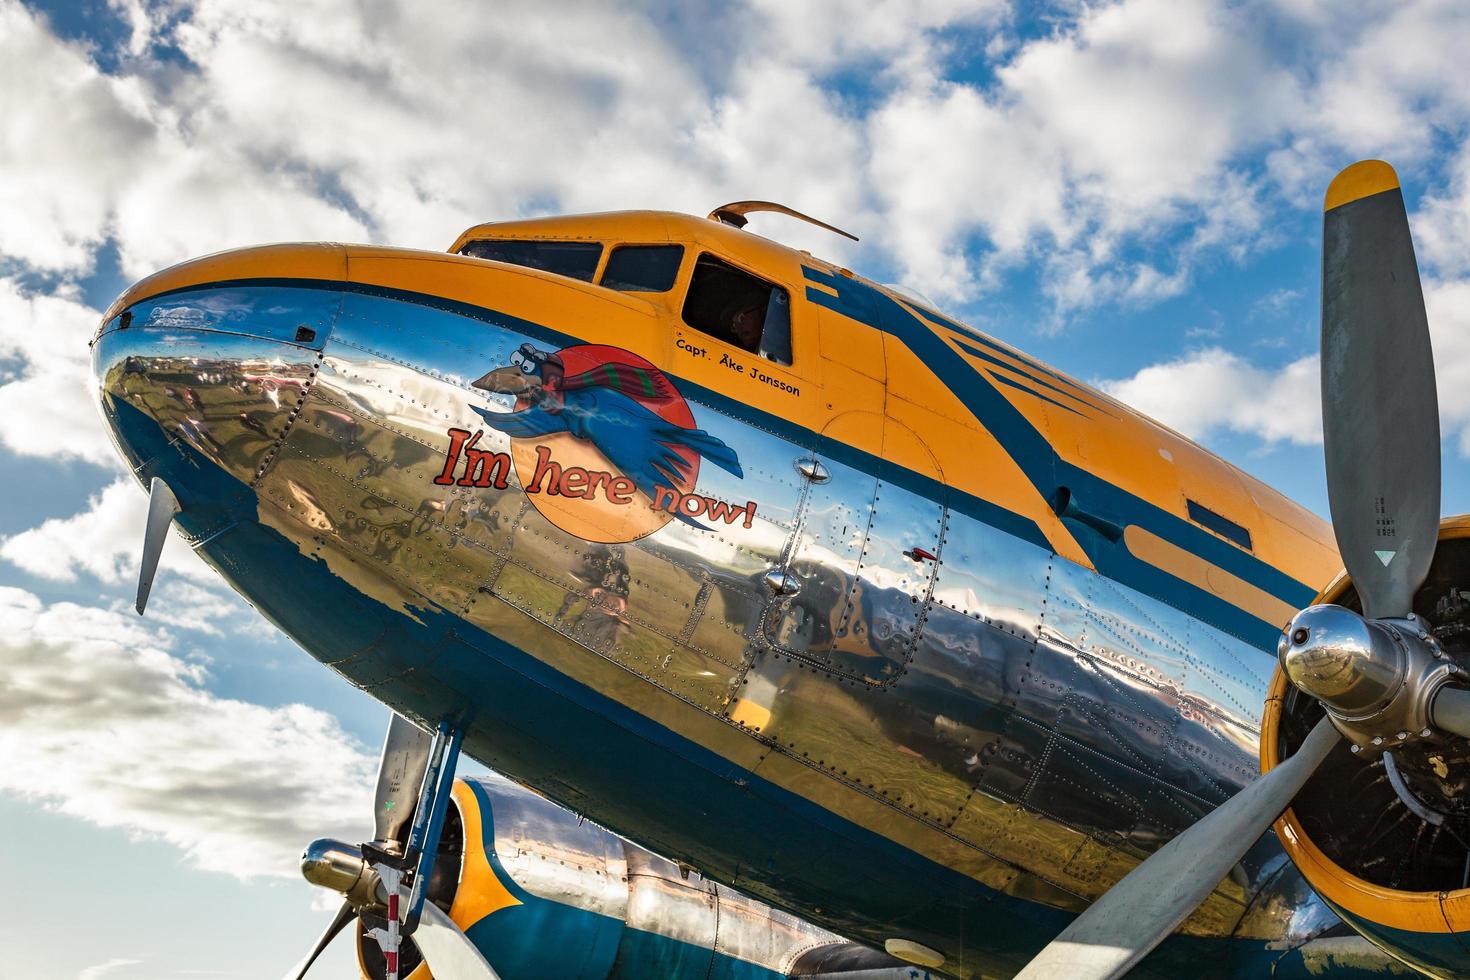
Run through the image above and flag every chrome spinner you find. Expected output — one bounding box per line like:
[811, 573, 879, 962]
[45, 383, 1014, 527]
[1279, 603, 1457, 754]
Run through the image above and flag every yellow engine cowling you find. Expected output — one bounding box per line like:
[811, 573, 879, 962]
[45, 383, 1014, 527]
[1263, 516, 1470, 978]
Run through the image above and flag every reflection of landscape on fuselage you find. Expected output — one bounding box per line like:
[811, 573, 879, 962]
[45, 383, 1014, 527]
[106, 351, 311, 479]
[90, 255, 1329, 977]
[338, 292, 1264, 903]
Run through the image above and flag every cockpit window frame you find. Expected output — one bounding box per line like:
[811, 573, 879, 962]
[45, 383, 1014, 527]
[458, 238, 605, 284]
[678, 250, 796, 367]
[599, 244, 686, 294]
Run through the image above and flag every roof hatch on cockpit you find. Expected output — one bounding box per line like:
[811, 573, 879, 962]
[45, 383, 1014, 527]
[707, 201, 859, 243]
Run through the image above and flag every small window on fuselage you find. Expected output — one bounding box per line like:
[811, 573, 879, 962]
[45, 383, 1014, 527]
[1186, 499, 1253, 551]
[601, 245, 684, 292]
[681, 254, 792, 365]
[459, 239, 602, 282]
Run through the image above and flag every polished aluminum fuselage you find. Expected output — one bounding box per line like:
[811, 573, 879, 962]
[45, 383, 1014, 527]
[451, 774, 922, 979]
[92, 258, 1380, 977]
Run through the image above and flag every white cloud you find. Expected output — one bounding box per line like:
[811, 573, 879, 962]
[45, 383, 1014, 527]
[866, 0, 1312, 305]
[0, 586, 374, 878]
[0, 278, 117, 463]
[1100, 346, 1322, 446]
[869, 83, 1070, 300]
[0, 452, 276, 643]
[1413, 139, 1470, 285]
[110, 141, 371, 283]
[0, 0, 368, 281]
[1298, 0, 1470, 158]
[77, 960, 142, 980]
[1, 478, 213, 586]
[5, 0, 1470, 318]
[144, 579, 270, 638]
[1001, 0, 1295, 223]
[0, 3, 156, 275]
[1423, 278, 1470, 457]
[684, 59, 868, 256]
[749, 0, 1007, 71]
[1099, 288, 1470, 458]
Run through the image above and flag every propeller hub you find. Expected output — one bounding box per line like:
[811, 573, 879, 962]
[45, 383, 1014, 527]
[1279, 604, 1406, 716]
[1279, 604, 1455, 754]
[301, 838, 387, 909]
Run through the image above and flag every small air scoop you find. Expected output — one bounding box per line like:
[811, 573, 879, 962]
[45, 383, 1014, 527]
[707, 201, 858, 242]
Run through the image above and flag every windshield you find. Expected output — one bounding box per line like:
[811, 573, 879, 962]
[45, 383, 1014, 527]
[460, 239, 602, 282]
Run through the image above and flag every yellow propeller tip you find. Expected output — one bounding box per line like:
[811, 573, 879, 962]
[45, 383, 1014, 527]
[1325, 160, 1400, 211]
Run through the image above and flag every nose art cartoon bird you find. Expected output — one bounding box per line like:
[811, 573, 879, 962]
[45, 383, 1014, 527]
[469, 344, 742, 504]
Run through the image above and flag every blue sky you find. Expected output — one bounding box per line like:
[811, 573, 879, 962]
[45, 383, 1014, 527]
[4, 0, 1470, 975]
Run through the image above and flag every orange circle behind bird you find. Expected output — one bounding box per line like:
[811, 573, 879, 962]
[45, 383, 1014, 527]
[508, 345, 698, 543]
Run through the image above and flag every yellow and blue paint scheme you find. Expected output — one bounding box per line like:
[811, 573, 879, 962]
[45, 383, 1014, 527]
[375, 776, 879, 979]
[91, 205, 1412, 978]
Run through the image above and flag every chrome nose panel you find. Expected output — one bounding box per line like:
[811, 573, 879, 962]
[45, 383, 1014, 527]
[92, 283, 343, 489]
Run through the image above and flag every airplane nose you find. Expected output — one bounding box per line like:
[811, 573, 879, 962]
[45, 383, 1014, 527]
[91, 243, 346, 507]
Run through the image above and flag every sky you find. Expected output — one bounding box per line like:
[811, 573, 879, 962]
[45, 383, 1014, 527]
[4, 0, 1470, 976]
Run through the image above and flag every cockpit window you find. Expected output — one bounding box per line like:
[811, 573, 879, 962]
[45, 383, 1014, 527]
[681, 254, 792, 365]
[601, 245, 684, 292]
[459, 239, 602, 282]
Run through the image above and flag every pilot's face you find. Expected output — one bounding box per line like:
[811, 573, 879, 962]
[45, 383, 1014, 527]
[732, 308, 761, 348]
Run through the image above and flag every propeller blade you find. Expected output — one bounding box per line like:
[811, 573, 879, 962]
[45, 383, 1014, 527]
[135, 476, 180, 615]
[1321, 159, 1440, 620]
[415, 900, 502, 979]
[1432, 686, 1470, 740]
[283, 900, 356, 980]
[373, 713, 433, 848]
[1015, 716, 1340, 980]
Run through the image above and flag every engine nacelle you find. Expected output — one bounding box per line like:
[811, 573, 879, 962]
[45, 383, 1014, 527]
[1264, 516, 1470, 978]
[357, 775, 923, 980]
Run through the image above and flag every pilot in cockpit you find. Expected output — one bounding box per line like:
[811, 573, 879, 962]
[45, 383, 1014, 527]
[727, 302, 765, 354]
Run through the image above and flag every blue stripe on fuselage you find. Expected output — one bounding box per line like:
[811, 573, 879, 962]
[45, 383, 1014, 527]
[948, 335, 1114, 417]
[799, 267, 1317, 644]
[984, 367, 1088, 417]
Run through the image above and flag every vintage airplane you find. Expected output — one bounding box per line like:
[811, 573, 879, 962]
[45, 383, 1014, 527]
[89, 159, 1468, 979]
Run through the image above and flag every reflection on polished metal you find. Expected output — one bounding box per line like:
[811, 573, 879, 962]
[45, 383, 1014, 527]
[425, 775, 917, 979]
[1279, 603, 1455, 753]
[90, 231, 1389, 976]
[884, 938, 945, 968]
[91, 276, 1345, 974]
[300, 838, 386, 909]
[1013, 716, 1342, 980]
[761, 568, 800, 596]
[1431, 684, 1470, 740]
[1279, 604, 1407, 714]
[795, 456, 830, 483]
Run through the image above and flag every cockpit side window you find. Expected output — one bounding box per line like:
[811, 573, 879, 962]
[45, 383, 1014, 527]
[681, 254, 793, 365]
[601, 245, 684, 292]
[459, 239, 602, 282]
